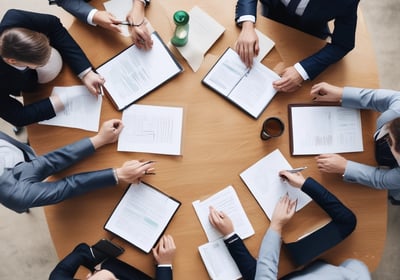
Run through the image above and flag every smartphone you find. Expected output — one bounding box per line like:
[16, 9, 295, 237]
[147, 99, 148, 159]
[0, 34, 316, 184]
[92, 239, 125, 259]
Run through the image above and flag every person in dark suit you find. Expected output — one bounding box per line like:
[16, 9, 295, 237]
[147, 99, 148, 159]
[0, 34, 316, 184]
[234, 0, 359, 92]
[209, 170, 369, 279]
[52, 0, 153, 49]
[0, 119, 155, 213]
[0, 9, 104, 126]
[49, 234, 176, 280]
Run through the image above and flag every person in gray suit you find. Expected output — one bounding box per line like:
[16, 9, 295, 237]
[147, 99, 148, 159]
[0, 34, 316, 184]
[0, 119, 155, 213]
[51, 0, 153, 49]
[311, 82, 400, 204]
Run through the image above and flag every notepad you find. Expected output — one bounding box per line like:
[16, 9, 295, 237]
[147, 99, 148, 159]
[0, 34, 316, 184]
[202, 48, 280, 119]
[96, 32, 183, 111]
[104, 182, 181, 253]
[240, 149, 312, 220]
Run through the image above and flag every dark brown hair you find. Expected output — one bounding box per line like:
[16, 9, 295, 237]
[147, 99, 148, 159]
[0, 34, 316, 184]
[389, 117, 400, 153]
[0, 27, 51, 65]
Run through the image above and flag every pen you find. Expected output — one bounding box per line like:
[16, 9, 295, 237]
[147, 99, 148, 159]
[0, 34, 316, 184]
[286, 166, 307, 173]
[99, 85, 104, 96]
[119, 21, 132, 26]
[141, 160, 156, 175]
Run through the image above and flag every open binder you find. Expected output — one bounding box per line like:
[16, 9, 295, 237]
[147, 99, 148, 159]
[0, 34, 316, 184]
[96, 32, 183, 111]
[104, 182, 181, 253]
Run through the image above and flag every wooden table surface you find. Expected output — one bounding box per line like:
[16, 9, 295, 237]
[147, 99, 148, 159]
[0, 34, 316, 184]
[23, 0, 385, 279]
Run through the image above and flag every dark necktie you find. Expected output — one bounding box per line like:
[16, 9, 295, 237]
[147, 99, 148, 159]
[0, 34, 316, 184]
[375, 134, 398, 168]
[287, 0, 302, 15]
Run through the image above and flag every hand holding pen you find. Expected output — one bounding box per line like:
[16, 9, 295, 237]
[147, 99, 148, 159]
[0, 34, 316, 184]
[115, 160, 156, 184]
[279, 169, 306, 188]
[81, 70, 106, 97]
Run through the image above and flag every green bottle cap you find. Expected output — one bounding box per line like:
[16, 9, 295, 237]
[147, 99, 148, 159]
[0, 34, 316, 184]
[173, 10, 189, 25]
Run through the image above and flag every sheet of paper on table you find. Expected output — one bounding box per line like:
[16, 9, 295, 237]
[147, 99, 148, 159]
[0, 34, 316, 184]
[39, 85, 102, 132]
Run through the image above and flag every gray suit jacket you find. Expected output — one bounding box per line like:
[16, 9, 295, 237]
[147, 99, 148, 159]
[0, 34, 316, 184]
[341, 87, 400, 191]
[0, 132, 116, 213]
[54, 0, 94, 23]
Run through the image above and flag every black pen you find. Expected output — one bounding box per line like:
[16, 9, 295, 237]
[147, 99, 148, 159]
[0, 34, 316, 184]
[141, 160, 156, 175]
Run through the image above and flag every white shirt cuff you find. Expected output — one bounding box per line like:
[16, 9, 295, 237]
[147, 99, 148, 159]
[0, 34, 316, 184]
[294, 62, 310, 80]
[158, 264, 172, 268]
[237, 15, 256, 24]
[78, 67, 92, 80]
[223, 232, 236, 240]
[87, 9, 98, 26]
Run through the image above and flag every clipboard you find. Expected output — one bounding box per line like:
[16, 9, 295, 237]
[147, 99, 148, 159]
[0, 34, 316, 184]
[96, 32, 183, 111]
[104, 181, 181, 253]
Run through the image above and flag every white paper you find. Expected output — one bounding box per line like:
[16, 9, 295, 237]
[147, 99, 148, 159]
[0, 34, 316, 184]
[118, 104, 183, 155]
[203, 48, 280, 118]
[104, 182, 180, 253]
[192, 185, 254, 242]
[290, 106, 364, 155]
[175, 6, 225, 72]
[96, 33, 182, 110]
[39, 86, 102, 132]
[240, 149, 312, 220]
[254, 29, 275, 62]
[199, 239, 242, 280]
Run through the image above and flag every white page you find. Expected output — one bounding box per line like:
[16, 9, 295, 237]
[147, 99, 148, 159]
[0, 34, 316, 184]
[198, 239, 242, 280]
[118, 104, 183, 155]
[96, 33, 181, 110]
[240, 149, 312, 220]
[103, 0, 132, 37]
[290, 106, 364, 155]
[254, 29, 275, 62]
[39, 86, 102, 132]
[192, 185, 254, 242]
[175, 6, 225, 72]
[104, 182, 180, 253]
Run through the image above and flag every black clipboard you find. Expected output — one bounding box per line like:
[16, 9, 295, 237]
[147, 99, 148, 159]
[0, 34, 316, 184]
[104, 181, 181, 253]
[96, 32, 183, 111]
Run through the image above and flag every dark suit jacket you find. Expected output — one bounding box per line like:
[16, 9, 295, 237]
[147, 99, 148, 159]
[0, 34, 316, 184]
[0, 9, 93, 126]
[54, 0, 94, 23]
[235, 0, 359, 79]
[226, 177, 356, 278]
[49, 243, 172, 280]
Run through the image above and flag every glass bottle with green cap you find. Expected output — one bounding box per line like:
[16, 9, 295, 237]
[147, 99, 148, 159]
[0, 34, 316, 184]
[171, 10, 190, 47]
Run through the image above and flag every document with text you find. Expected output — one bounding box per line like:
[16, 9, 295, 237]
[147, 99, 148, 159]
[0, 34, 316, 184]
[118, 104, 184, 155]
[39, 86, 102, 132]
[202, 48, 280, 118]
[192, 185, 254, 242]
[240, 149, 312, 220]
[104, 182, 181, 253]
[289, 105, 363, 155]
[96, 32, 182, 110]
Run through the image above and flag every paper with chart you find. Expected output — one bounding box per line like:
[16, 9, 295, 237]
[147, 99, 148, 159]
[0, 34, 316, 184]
[289, 105, 363, 155]
[104, 182, 180, 253]
[175, 6, 225, 72]
[240, 149, 312, 220]
[202, 48, 280, 118]
[198, 239, 242, 280]
[118, 104, 183, 155]
[193, 185, 254, 242]
[39, 86, 102, 132]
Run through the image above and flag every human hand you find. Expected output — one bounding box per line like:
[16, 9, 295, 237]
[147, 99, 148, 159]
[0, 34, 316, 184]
[152, 235, 176, 265]
[234, 21, 259, 68]
[82, 70, 105, 96]
[116, 160, 156, 184]
[270, 194, 297, 234]
[49, 94, 65, 113]
[310, 82, 344, 103]
[90, 119, 123, 149]
[316, 154, 348, 174]
[92, 10, 122, 33]
[208, 206, 234, 236]
[273, 66, 304, 92]
[278, 170, 305, 188]
[126, 2, 153, 50]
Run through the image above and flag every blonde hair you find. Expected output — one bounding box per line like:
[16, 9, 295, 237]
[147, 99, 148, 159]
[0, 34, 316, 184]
[0, 27, 51, 65]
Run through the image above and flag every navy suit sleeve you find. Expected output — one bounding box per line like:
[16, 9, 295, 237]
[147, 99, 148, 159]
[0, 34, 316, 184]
[299, 1, 359, 79]
[49, 243, 97, 280]
[54, 0, 94, 23]
[224, 234, 257, 280]
[235, 0, 259, 21]
[1, 9, 92, 75]
[155, 266, 173, 280]
[101, 258, 152, 280]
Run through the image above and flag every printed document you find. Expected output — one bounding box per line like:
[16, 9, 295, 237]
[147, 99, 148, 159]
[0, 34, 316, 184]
[289, 105, 363, 155]
[192, 185, 254, 242]
[118, 104, 184, 155]
[104, 182, 180, 253]
[240, 149, 312, 220]
[202, 48, 280, 118]
[39, 86, 102, 132]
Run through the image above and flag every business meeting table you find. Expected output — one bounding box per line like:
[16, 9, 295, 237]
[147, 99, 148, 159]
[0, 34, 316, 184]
[24, 0, 385, 278]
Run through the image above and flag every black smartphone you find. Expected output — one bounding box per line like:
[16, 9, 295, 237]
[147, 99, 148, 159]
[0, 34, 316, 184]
[92, 239, 125, 259]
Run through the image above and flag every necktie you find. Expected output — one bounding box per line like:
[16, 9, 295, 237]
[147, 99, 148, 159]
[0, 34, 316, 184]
[287, 0, 302, 15]
[375, 134, 398, 168]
